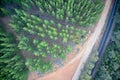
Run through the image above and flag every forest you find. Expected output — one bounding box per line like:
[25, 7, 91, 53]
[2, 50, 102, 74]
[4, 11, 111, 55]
[78, 1, 120, 80]
[93, 2, 120, 80]
[0, 0, 105, 80]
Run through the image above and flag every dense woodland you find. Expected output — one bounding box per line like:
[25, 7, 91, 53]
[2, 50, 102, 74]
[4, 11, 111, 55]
[0, 0, 103, 80]
[0, 25, 28, 80]
[93, 2, 120, 80]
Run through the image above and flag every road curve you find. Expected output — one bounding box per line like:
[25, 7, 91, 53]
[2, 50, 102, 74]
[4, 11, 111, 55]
[28, 0, 112, 80]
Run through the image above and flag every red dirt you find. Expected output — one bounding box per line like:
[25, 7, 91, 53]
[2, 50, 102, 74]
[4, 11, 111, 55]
[0, 0, 112, 80]
[28, 56, 81, 80]
[28, 44, 83, 80]
[28, 0, 112, 80]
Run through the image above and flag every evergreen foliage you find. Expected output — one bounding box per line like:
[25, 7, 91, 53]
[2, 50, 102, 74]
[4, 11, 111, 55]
[93, 14, 120, 80]
[0, 25, 28, 80]
[10, 9, 83, 59]
[1, 0, 104, 74]
[23, 0, 103, 27]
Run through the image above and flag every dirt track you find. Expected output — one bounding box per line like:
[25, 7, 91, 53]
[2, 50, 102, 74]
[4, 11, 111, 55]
[28, 0, 112, 80]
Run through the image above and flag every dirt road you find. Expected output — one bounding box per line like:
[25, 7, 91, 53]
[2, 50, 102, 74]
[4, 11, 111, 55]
[28, 0, 112, 80]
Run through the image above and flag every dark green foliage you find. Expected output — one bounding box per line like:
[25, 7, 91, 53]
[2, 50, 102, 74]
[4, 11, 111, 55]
[0, 8, 11, 17]
[0, 0, 23, 6]
[18, 36, 32, 51]
[93, 2, 120, 78]
[0, 0, 24, 17]
[31, 0, 103, 27]
[93, 66, 112, 80]
[0, 0, 104, 77]
[79, 50, 99, 80]
[10, 9, 82, 59]
[0, 25, 28, 80]
[93, 45, 120, 80]
[93, 19, 120, 80]
[111, 28, 120, 49]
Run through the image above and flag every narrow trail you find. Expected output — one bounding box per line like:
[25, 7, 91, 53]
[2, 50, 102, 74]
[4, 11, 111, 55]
[28, 0, 112, 80]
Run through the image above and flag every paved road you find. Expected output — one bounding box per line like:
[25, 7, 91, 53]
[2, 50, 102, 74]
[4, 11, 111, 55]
[91, 0, 118, 78]
[72, 0, 113, 80]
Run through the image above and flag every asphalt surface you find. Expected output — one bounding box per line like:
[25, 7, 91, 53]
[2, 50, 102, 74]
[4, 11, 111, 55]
[91, 0, 119, 78]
